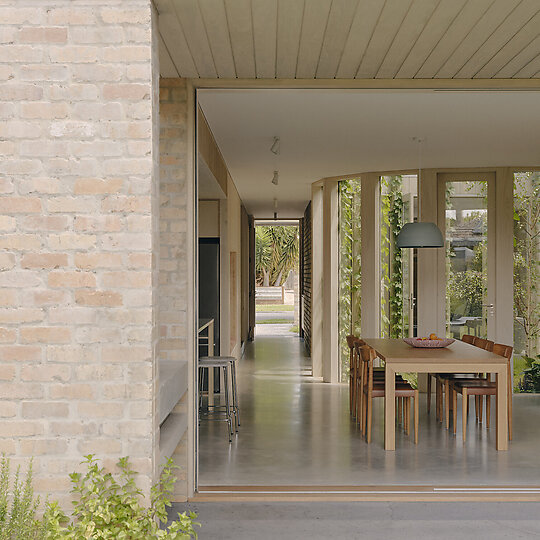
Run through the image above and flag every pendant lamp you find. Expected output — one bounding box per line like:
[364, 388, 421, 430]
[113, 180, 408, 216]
[396, 137, 444, 249]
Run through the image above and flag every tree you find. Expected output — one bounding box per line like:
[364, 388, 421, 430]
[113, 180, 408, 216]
[255, 226, 299, 286]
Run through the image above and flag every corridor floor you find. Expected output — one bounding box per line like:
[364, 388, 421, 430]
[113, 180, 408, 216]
[198, 334, 540, 487]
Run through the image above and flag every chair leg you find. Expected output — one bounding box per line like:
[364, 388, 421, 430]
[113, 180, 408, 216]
[366, 392, 372, 444]
[486, 395, 490, 428]
[452, 387, 457, 436]
[445, 380, 450, 429]
[475, 396, 479, 421]
[397, 397, 402, 425]
[223, 366, 233, 442]
[414, 391, 419, 444]
[231, 361, 240, 429]
[427, 374, 431, 413]
[478, 395, 483, 424]
[405, 398, 410, 436]
[462, 388, 468, 443]
[436, 380, 441, 422]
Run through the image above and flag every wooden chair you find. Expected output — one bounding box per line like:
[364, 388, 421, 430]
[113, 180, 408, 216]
[451, 343, 513, 442]
[346, 336, 366, 417]
[358, 345, 418, 444]
[429, 334, 478, 425]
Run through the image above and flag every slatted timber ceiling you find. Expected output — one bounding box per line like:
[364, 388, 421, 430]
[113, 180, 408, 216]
[155, 0, 540, 79]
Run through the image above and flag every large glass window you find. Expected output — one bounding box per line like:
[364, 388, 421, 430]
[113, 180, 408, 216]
[338, 179, 361, 382]
[445, 181, 488, 339]
[379, 175, 417, 338]
[513, 171, 540, 393]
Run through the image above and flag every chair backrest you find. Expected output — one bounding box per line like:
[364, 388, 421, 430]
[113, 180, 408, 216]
[359, 345, 377, 391]
[462, 334, 475, 344]
[493, 343, 513, 363]
[346, 335, 356, 351]
[474, 337, 494, 352]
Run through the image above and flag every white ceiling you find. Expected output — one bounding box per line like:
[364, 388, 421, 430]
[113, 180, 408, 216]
[157, 0, 540, 79]
[198, 89, 540, 217]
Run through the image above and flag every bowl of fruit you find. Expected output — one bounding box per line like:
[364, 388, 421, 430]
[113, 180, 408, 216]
[403, 334, 455, 348]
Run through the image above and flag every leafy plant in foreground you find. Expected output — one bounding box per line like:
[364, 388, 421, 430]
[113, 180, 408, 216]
[45, 455, 198, 539]
[0, 456, 48, 539]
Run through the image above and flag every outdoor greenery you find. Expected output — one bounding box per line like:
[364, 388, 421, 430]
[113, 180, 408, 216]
[513, 172, 540, 392]
[338, 179, 361, 382]
[380, 176, 404, 339]
[0, 455, 198, 540]
[255, 226, 299, 286]
[255, 304, 294, 312]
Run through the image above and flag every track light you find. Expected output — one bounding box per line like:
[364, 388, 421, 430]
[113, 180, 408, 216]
[270, 136, 280, 155]
[271, 170, 279, 186]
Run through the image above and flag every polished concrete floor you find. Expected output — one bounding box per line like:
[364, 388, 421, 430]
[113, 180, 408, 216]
[198, 334, 540, 486]
[172, 501, 540, 539]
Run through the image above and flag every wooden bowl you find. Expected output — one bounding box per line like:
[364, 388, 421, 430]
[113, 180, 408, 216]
[403, 337, 455, 348]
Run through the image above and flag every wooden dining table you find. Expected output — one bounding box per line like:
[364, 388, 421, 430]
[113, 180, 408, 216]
[362, 338, 509, 451]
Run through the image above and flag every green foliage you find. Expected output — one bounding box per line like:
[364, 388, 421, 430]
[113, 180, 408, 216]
[0, 457, 49, 540]
[380, 176, 404, 339]
[255, 226, 299, 286]
[513, 172, 540, 359]
[447, 268, 485, 318]
[44, 455, 199, 540]
[517, 355, 540, 393]
[338, 179, 361, 381]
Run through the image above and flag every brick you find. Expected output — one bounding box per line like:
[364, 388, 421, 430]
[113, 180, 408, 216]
[49, 383, 94, 400]
[77, 439, 122, 455]
[0, 159, 42, 174]
[103, 420, 150, 437]
[28, 289, 68, 306]
[20, 439, 68, 455]
[47, 346, 96, 364]
[0, 309, 43, 324]
[22, 216, 68, 231]
[0, 253, 15, 270]
[20, 102, 69, 119]
[128, 253, 151, 269]
[21, 364, 71, 382]
[102, 46, 151, 63]
[0, 7, 46, 24]
[50, 421, 97, 437]
[73, 102, 123, 121]
[48, 84, 99, 101]
[48, 233, 96, 250]
[50, 121, 95, 138]
[74, 178, 123, 194]
[21, 253, 68, 269]
[0, 402, 16, 418]
[102, 196, 150, 213]
[2, 45, 43, 63]
[70, 141, 123, 157]
[71, 64, 123, 82]
[127, 215, 151, 232]
[0, 328, 16, 343]
[101, 346, 151, 363]
[19, 178, 65, 195]
[74, 215, 123, 232]
[47, 197, 98, 213]
[75, 364, 123, 381]
[101, 233, 151, 251]
[48, 271, 96, 288]
[0, 197, 41, 213]
[20, 65, 69, 82]
[18, 27, 67, 43]
[22, 402, 69, 418]
[103, 83, 150, 100]
[0, 422, 44, 437]
[75, 327, 121, 344]
[0, 346, 41, 362]
[101, 8, 150, 24]
[101, 121, 150, 139]
[0, 270, 41, 287]
[75, 290, 122, 307]
[49, 307, 96, 325]
[0, 121, 42, 139]
[20, 327, 71, 344]
[0, 290, 17, 307]
[20, 140, 69, 157]
[0, 235, 41, 251]
[0, 103, 15, 119]
[75, 253, 123, 269]
[0, 365, 15, 381]
[78, 402, 124, 418]
[0, 382, 42, 399]
[128, 140, 151, 156]
[47, 8, 95, 25]
[102, 271, 151, 288]
[0, 65, 14, 80]
[127, 64, 151, 81]
[0, 84, 43, 101]
[71, 26, 124, 44]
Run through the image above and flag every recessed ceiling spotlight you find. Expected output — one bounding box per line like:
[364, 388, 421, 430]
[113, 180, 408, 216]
[271, 170, 279, 185]
[270, 136, 280, 155]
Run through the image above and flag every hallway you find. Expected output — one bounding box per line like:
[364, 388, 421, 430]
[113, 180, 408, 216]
[198, 335, 540, 487]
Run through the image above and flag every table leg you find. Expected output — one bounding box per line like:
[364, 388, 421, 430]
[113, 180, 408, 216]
[385, 364, 395, 451]
[208, 321, 214, 407]
[496, 368, 508, 451]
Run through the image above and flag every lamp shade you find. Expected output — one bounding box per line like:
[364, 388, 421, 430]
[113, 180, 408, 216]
[396, 222, 444, 248]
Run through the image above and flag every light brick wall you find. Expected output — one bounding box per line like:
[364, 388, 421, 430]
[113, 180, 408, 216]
[0, 0, 158, 503]
[159, 78, 189, 499]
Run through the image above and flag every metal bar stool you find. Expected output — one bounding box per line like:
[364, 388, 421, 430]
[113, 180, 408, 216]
[198, 357, 234, 442]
